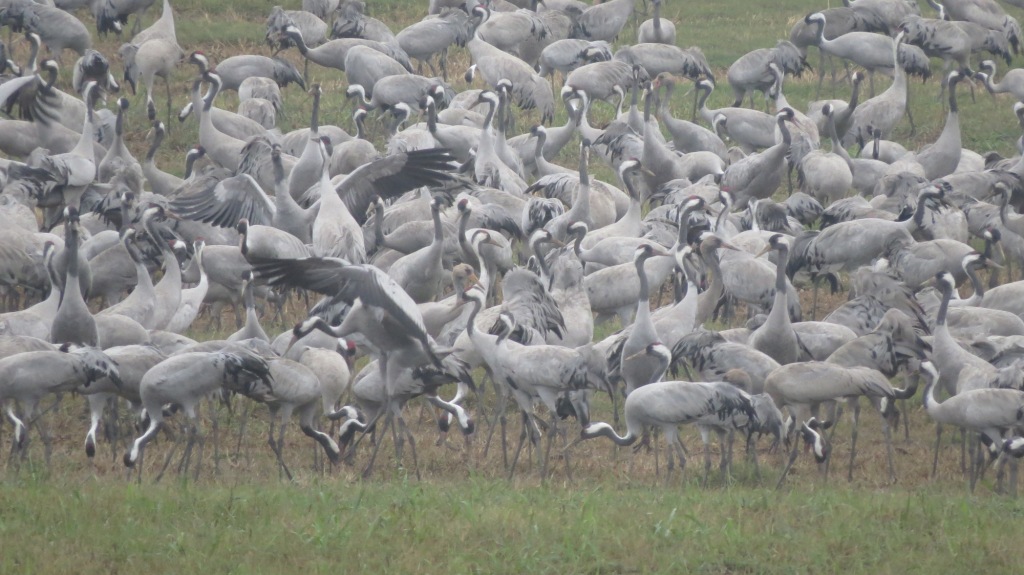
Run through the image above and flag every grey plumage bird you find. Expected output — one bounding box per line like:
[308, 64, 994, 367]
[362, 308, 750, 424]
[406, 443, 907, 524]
[50, 208, 98, 347]
[727, 40, 808, 108]
[396, 9, 473, 79]
[94, 0, 157, 36]
[123, 348, 274, 475]
[1, 345, 121, 458]
[569, 0, 635, 42]
[637, 0, 675, 45]
[466, 19, 555, 123]
[1, 2, 92, 57]
[719, 108, 796, 209]
[211, 54, 305, 92]
[573, 368, 758, 481]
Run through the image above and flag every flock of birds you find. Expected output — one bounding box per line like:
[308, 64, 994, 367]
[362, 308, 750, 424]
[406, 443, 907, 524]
[3, 0, 1024, 491]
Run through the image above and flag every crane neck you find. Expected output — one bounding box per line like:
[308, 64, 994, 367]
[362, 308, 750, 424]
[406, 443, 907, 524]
[948, 75, 959, 115]
[581, 422, 636, 446]
[372, 203, 388, 249]
[636, 254, 652, 302]
[290, 30, 310, 56]
[713, 200, 732, 235]
[27, 37, 40, 74]
[471, 240, 490, 292]
[426, 99, 438, 135]
[184, 150, 199, 179]
[909, 190, 938, 231]
[774, 245, 788, 292]
[578, 146, 590, 187]
[355, 111, 366, 140]
[482, 98, 497, 134]
[997, 190, 1023, 233]
[310, 90, 321, 134]
[532, 236, 552, 280]
[115, 102, 125, 138]
[465, 295, 482, 337]
[532, 130, 547, 165]
[431, 204, 443, 244]
[922, 377, 940, 414]
[457, 209, 475, 266]
[936, 283, 951, 327]
[828, 115, 854, 171]
[776, 114, 791, 147]
[658, 81, 674, 119]
[65, 223, 80, 286]
[146, 126, 164, 162]
[696, 84, 711, 118]
[812, 16, 826, 47]
[891, 36, 907, 93]
[963, 261, 985, 303]
[203, 74, 222, 112]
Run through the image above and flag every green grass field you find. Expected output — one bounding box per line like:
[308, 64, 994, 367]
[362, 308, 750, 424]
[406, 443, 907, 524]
[5, 0, 1024, 573]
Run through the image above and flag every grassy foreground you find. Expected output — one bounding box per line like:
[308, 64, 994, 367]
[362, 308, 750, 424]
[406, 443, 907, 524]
[7, 0, 1024, 571]
[1, 476, 1022, 574]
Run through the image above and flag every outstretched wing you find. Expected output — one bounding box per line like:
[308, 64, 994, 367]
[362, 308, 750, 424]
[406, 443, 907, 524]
[337, 148, 456, 225]
[171, 173, 274, 228]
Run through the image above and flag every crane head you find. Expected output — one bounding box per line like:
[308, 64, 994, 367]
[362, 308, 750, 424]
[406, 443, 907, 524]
[934, 271, 955, 292]
[800, 418, 829, 462]
[617, 158, 641, 181]
[567, 221, 588, 238]
[634, 243, 669, 261]
[474, 90, 499, 108]
[776, 107, 796, 122]
[821, 102, 834, 117]
[804, 12, 824, 26]
[626, 342, 671, 366]
[472, 229, 503, 249]
[1002, 437, 1024, 459]
[918, 360, 938, 383]
[528, 228, 561, 249]
[463, 282, 487, 306]
[189, 51, 209, 69]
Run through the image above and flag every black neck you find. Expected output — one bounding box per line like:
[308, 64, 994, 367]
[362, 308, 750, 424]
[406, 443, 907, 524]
[937, 283, 951, 326]
[775, 246, 788, 291]
[636, 254, 651, 301]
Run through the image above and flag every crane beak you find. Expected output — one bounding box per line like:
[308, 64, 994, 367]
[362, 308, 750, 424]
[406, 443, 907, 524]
[984, 259, 1004, 269]
[283, 335, 299, 357]
[719, 240, 740, 252]
[562, 434, 586, 454]
[623, 350, 648, 362]
[754, 245, 771, 258]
